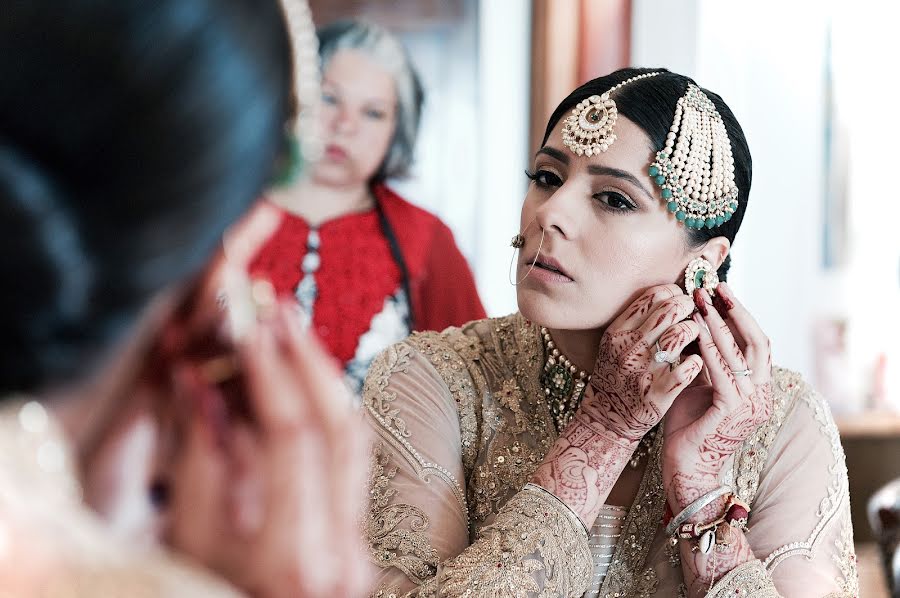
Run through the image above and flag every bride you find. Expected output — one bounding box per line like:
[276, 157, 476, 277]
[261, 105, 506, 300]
[361, 68, 857, 597]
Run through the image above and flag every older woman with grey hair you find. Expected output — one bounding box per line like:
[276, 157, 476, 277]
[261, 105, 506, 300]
[249, 20, 485, 393]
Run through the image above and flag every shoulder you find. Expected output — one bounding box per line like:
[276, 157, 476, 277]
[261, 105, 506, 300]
[363, 314, 504, 409]
[362, 314, 524, 466]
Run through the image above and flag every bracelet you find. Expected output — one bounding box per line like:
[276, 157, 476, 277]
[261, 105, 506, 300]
[674, 494, 751, 555]
[523, 483, 591, 538]
[676, 495, 751, 539]
[664, 485, 732, 537]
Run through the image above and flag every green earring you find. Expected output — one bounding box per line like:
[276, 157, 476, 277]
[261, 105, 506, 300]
[271, 132, 304, 188]
[684, 257, 719, 296]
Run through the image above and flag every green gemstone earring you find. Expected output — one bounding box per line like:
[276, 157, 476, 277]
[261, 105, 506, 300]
[684, 257, 719, 296]
[271, 132, 304, 188]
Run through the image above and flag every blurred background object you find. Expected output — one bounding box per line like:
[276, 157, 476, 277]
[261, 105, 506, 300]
[869, 478, 900, 596]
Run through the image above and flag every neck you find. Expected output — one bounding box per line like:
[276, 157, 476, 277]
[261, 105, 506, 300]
[543, 326, 606, 374]
[270, 178, 374, 226]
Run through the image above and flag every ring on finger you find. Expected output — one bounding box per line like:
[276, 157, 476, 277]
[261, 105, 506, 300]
[654, 342, 681, 369]
[730, 368, 753, 377]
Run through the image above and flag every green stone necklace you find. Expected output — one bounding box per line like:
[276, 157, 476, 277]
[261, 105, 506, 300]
[540, 326, 658, 469]
[539, 327, 590, 433]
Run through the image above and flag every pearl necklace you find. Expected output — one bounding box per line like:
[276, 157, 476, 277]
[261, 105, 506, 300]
[539, 328, 657, 469]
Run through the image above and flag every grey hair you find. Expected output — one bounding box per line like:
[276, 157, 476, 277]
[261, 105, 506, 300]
[317, 20, 424, 181]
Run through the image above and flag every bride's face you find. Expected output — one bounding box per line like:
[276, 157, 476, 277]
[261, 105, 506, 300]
[516, 116, 695, 331]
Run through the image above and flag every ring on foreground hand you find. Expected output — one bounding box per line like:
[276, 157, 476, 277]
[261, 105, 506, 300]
[730, 368, 753, 377]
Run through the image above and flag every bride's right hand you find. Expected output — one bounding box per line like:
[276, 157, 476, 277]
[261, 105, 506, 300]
[530, 283, 703, 526]
[581, 283, 703, 442]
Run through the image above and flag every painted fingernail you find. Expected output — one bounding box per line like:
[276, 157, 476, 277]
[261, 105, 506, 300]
[693, 289, 709, 317]
[717, 283, 737, 307]
[712, 292, 734, 318]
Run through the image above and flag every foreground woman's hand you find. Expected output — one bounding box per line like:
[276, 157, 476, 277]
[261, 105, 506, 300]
[159, 302, 370, 598]
[150, 203, 370, 597]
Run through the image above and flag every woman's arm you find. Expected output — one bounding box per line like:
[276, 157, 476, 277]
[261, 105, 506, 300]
[362, 341, 592, 597]
[530, 284, 704, 529]
[663, 283, 857, 597]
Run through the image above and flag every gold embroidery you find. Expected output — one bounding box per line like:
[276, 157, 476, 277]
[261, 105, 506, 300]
[406, 331, 481, 487]
[365, 443, 439, 584]
[706, 559, 780, 597]
[439, 485, 592, 598]
[633, 567, 659, 597]
[364, 343, 468, 516]
[408, 317, 554, 527]
[732, 367, 797, 506]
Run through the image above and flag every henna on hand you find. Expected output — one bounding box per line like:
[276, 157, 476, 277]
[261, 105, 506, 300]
[530, 412, 636, 526]
[664, 282, 776, 596]
[531, 329, 661, 527]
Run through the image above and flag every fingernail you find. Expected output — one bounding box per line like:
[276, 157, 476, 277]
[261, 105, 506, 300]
[693, 289, 709, 317]
[717, 283, 737, 307]
[712, 292, 734, 318]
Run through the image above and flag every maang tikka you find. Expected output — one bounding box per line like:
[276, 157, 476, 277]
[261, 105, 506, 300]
[562, 74, 739, 231]
[562, 72, 661, 157]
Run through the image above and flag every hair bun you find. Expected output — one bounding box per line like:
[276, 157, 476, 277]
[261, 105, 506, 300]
[0, 143, 94, 393]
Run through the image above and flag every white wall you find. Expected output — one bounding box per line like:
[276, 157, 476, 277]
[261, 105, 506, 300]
[472, 0, 531, 316]
[390, 0, 530, 317]
[632, 0, 830, 384]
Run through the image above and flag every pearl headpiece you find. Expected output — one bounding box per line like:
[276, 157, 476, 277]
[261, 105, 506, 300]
[561, 71, 661, 157]
[649, 83, 739, 229]
[282, 0, 323, 162]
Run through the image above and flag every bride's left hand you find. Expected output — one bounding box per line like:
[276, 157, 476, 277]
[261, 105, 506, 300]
[662, 282, 774, 517]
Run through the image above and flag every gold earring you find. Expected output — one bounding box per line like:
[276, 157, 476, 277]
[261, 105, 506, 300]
[684, 257, 719, 296]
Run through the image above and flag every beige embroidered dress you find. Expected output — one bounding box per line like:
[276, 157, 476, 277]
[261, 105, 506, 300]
[362, 314, 859, 597]
[0, 400, 241, 597]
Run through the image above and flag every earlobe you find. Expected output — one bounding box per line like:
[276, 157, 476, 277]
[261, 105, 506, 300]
[699, 237, 731, 273]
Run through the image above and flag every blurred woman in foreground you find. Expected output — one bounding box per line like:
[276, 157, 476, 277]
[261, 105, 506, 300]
[0, 1, 366, 595]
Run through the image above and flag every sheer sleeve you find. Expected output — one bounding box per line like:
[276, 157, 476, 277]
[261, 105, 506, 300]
[361, 340, 593, 597]
[711, 371, 858, 597]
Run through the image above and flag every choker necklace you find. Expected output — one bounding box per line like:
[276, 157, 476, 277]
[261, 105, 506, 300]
[540, 327, 590, 433]
[539, 327, 658, 469]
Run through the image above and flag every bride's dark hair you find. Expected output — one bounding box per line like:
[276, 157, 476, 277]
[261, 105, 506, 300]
[0, 0, 294, 394]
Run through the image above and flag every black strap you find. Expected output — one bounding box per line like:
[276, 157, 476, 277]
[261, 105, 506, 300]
[374, 194, 415, 332]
